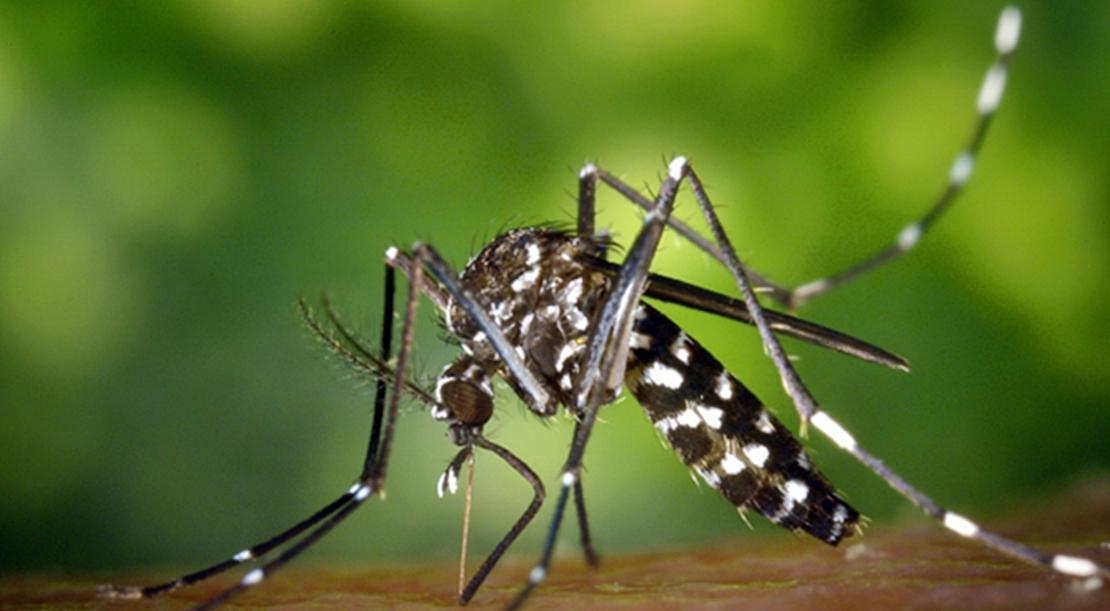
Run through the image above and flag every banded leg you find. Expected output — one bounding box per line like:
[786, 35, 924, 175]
[187, 261, 423, 611]
[315, 245, 576, 604]
[587, 7, 1022, 310]
[396, 242, 602, 594]
[505, 157, 690, 610]
[411, 243, 557, 416]
[672, 149, 1110, 585]
[784, 6, 1022, 308]
[97, 261, 415, 608]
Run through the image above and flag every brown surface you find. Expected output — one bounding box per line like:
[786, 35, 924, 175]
[7, 478, 1110, 611]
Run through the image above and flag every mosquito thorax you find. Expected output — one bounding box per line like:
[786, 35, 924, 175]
[445, 227, 612, 412]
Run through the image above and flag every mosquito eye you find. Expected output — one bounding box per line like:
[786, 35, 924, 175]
[439, 379, 493, 426]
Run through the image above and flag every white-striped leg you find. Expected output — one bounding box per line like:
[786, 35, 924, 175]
[401, 238, 607, 600]
[192, 482, 377, 611]
[598, 7, 1022, 311]
[412, 243, 559, 417]
[186, 255, 426, 611]
[505, 157, 690, 611]
[94, 488, 362, 601]
[97, 258, 424, 609]
[809, 409, 1108, 587]
[677, 149, 1110, 585]
[786, 6, 1022, 308]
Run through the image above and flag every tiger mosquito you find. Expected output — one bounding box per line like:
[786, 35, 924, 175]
[99, 6, 1109, 610]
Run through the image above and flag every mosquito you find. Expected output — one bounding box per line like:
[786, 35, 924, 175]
[99, 6, 1109, 610]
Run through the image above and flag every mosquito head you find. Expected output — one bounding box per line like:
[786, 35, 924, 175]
[439, 378, 494, 429]
[435, 356, 495, 431]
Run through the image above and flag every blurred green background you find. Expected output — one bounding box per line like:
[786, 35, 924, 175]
[2, 1, 1108, 576]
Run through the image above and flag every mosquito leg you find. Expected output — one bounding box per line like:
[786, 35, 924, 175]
[681, 155, 1110, 583]
[679, 159, 819, 424]
[573, 476, 599, 567]
[590, 163, 791, 303]
[572, 165, 608, 569]
[412, 243, 557, 415]
[503, 478, 570, 611]
[98, 263, 404, 601]
[506, 157, 688, 610]
[557, 418, 602, 567]
[566, 418, 598, 567]
[577, 162, 598, 239]
[364, 263, 396, 473]
[96, 491, 359, 600]
[363, 250, 421, 489]
[163, 257, 421, 611]
[385, 246, 449, 312]
[786, 6, 1022, 308]
[595, 8, 1021, 311]
[458, 435, 546, 605]
[576, 157, 687, 408]
[188, 485, 372, 611]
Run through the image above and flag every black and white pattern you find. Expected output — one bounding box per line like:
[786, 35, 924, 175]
[626, 301, 858, 545]
[99, 6, 1109, 611]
